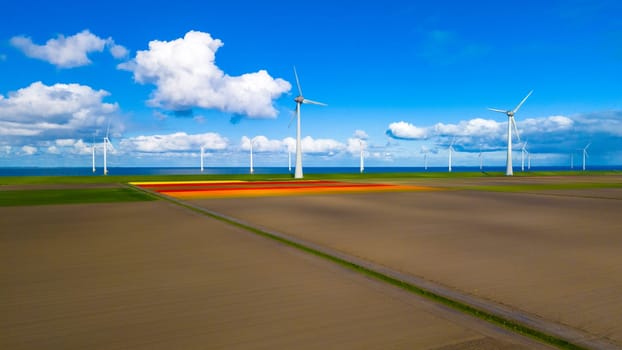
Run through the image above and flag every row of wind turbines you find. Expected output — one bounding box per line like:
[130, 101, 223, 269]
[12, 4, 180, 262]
[95, 68, 593, 177]
[91, 123, 113, 175]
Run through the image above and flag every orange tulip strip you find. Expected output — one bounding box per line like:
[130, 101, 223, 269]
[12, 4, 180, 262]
[132, 180, 437, 199]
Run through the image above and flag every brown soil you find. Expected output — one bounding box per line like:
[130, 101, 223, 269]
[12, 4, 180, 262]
[193, 177, 622, 346]
[0, 200, 547, 349]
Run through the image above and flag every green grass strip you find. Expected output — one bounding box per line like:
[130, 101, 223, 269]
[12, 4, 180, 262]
[1, 169, 620, 185]
[133, 185, 587, 350]
[0, 187, 157, 206]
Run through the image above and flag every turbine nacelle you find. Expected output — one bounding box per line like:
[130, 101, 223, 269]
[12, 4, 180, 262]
[294, 96, 304, 104]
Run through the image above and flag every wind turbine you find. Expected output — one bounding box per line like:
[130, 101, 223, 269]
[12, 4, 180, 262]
[91, 135, 96, 173]
[424, 151, 428, 171]
[249, 137, 255, 174]
[582, 142, 591, 171]
[288, 148, 292, 173]
[448, 139, 455, 172]
[292, 67, 326, 179]
[488, 90, 532, 176]
[200, 146, 204, 172]
[359, 139, 365, 174]
[527, 150, 531, 170]
[571, 153, 574, 169]
[521, 141, 528, 172]
[103, 122, 111, 176]
[479, 148, 483, 171]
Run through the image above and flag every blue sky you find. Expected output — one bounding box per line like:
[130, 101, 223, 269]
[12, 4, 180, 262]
[1, 0, 621, 168]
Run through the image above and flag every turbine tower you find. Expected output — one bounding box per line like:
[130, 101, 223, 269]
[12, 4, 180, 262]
[293, 67, 326, 179]
[448, 139, 455, 173]
[288, 147, 292, 173]
[249, 137, 255, 175]
[424, 151, 428, 171]
[91, 136, 96, 173]
[359, 139, 365, 174]
[521, 141, 528, 172]
[103, 122, 111, 176]
[571, 153, 574, 169]
[488, 90, 532, 176]
[200, 146, 204, 172]
[479, 149, 483, 171]
[582, 142, 591, 171]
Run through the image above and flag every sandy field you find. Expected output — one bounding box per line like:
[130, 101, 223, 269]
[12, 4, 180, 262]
[192, 177, 622, 346]
[0, 200, 547, 349]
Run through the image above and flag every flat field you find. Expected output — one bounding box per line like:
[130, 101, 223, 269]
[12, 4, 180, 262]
[190, 175, 622, 347]
[1, 197, 547, 349]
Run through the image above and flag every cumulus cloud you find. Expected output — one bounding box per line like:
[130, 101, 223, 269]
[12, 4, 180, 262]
[301, 136, 345, 155]
[387, 111, 622, 157]
[120, 132, 228, 153]
[346, 137, 366, 155]
[0, 82, 119, 143]
[118, 31, 291, 118]
[10, 30, 128, 68]
[241, 135, 288, 152]
[21, 145, 37, 155]
[353, 129, 368, 140]
[386, 121, 428, 139]
[240, 135, 344, 155]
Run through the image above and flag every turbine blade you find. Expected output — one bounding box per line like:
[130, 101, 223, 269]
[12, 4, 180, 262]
[512, 90, 533, 114]
[288, 108, 296, 128]
[105, 120, 111, 138]
[487, 108, 508, 114]
[511, 117, 521, 143]
[302, 99, 327, 106]
[293, 66, 303, 96]
[585, 142, 591, 150]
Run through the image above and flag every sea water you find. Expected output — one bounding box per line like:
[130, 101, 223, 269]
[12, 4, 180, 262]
[0, 165, 620, 177]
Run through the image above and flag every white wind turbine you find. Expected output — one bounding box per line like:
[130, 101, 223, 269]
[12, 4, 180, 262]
[479, 147, 483, 171]
[249, 137, 255, 174]
[200, 146, 204, 172]
[582, 142, 591, 171]
[91, 135, 96, 173]
[288, 146, 292, 173]
[292, 67, 326, 179]
[448, 139, 455, 172]
[571, 153, 574, 169]
[488, 90, 532, 176]
[103, 122, 112, 176]
[521, 141, 528, 172]
[359, 139, 365, 174]
[424, 151, 428, 171]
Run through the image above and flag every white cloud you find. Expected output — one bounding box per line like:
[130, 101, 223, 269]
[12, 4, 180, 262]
[353, 129, 368, 140]
[521, 115, 574, 134]
[118, 30, 291, 118]
[433, 118, 501, 137]
[21, 145, 37, 155]
[47, 145, 60, 154]
[301, 136, 345, 155]
[386, 111, 622, 157]
[0, 81, 119, 141]
[241, 135, 287, 152]
[120, 132, 228, 153]
[386, 121, 428, 139]
[108, 42, 129, 59]
[346, 137, 366, 156]
[10, 30, 128, 68]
